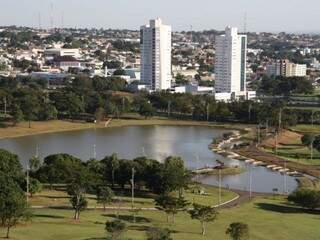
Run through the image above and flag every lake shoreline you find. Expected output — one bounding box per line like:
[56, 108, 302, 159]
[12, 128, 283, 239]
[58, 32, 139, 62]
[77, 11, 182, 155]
[0, 119, 253, 140]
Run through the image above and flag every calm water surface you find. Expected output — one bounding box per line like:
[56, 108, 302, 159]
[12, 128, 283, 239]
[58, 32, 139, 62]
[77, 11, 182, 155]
[0, 125, 297, 193]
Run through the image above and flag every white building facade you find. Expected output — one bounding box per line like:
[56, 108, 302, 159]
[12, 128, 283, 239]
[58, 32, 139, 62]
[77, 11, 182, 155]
[215, 26, 247, 94]
[140, 18, 172, 91]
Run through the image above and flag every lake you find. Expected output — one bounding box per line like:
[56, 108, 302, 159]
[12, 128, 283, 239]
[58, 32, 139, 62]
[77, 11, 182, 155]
[0, 125, 297, 193]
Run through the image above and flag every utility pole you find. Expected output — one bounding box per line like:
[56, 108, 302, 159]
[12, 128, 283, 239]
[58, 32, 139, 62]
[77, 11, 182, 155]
[257, 124, 261, 145]
[278, 108, 282, 132]
[167, 100, 171, 117]
[3, 97, 7, 116]
[131, 167, 135, 210]
[275, 131, 278, 155]
[311, 110, 315, 126]
[141, 146, 146, 157]
[311, 138, 314, 161]
[131, 167, 135, 223]
[249, 165, 252, 199]
[195, 155, 200, 182]
[283, 160, 287, 195]
[248, 104, 252, 122]
[218, 168, 222, 205]
[35, 145, 40, 158]
[206, 103, 210, 122]
[93, 144, 97, 159]
[26, 163, 30, 203]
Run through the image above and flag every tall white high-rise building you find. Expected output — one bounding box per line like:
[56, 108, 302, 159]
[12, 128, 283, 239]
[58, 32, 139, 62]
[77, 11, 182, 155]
[140, 18, 172, 91]
[215, 26, 247, 93]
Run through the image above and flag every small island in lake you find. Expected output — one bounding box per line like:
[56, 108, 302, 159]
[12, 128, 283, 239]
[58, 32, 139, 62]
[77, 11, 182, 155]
[192, 160, 245, 176]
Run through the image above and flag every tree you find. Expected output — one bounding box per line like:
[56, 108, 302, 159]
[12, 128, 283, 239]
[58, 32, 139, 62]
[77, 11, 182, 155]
[11, 104, 24, 125]
[146, 227, 172, 240]
[138, 100, 155, 119]
[301, 133, 315, 160]
[102, 153, 120, 187]
[0, 176, 31, 239]
[36, 154, 83, 185]
[70, 195, 87, 220]
[21, 94, 40, 128]
[226, 222, 249, 240]
[313, 135, 320, 152]
[288, 188, 320, 210]
[94, 107, 105, 123]
[65, 92, 84, 120]
[67, 171, 90, 220]
[0, 149, 24, 181]
[29, 178, 42, 197]
[97, 186, 114, 211]
[155, 194, 188, 223]
[188, 203, 218, 236]
[160, 157, 191, 196]
[105, 220, 126, 240]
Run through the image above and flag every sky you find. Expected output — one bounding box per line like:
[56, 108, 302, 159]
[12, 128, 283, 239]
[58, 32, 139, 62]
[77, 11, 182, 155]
[0, 0, 319, 33]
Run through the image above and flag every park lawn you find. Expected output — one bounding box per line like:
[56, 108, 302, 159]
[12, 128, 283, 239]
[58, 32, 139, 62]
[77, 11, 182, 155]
[3, 196, 320, 240]
[291, 124, 320, 134]
[261, 129, 320, 165]
[263, 146, 320, 166]
[29, 186, 238, 209]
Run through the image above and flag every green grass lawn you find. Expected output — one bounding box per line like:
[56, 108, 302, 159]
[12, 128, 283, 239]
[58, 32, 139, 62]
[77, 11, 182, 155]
[2, 196, 320, 240]
[263, 146, 320, 166]
[30, 186, 237, 209]
[291, 124, 320, 134]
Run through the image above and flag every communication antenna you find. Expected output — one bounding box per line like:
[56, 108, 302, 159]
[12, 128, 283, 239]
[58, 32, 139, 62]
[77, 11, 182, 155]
[243, 12, 247, 34]
[61, 11, 64, 29]
[38, 12, 42, 30]
[50, 1, 54, 30]
[190, 25, 193, 42]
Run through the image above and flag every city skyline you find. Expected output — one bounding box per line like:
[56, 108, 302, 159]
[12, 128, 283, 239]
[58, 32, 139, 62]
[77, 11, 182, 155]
[1, 0, 320, 33]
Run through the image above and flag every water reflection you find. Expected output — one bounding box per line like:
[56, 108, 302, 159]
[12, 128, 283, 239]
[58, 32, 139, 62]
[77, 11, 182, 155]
[0, 125, 297, 193]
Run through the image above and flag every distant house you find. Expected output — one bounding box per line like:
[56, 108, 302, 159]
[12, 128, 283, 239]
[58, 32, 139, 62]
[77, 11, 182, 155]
[54, 56, 85, 72]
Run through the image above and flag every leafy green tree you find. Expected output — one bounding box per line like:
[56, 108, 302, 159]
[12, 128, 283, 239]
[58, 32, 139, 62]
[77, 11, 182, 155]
[0, 149, 23, 181]
[11, 104, 24, 125]
[146, 227, 172, 240]
[65, 92, 84, 120]
[36, 154, 83, 185]
[160, 157, 191, 196]
[301, 133, 315, 160]
[288, 188, 320, 210]
[105, 220, 126, 240]
[102, 153, 120, 187]
[138, 99, 155, 119]
[313, 135, 320, 152]
[188, 203, 218, 236]
[95, 107, 105, 123]
[226, 222, 250, 240]
[67, 174, 89, 220]
[29, 178, 42, 197]
[97, 186, 114, 211]
[155, 194, 188, 223]
[0, 176, 31, 239]
[21, 94, 40, 128]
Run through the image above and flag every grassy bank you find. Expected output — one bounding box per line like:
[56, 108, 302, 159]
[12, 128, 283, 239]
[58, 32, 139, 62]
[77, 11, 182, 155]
[260, 129, 320, 166]
[2, 196, 320, 240]
[30, 186, 237, 209]
[0, 118, 253, 140]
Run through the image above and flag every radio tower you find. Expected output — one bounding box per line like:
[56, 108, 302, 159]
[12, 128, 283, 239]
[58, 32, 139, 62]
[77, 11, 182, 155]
[38, 12, 42, 31]
[243, 12, 247, 34]
[61, 11, 64, 30]
[50, 1, 54, 30]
